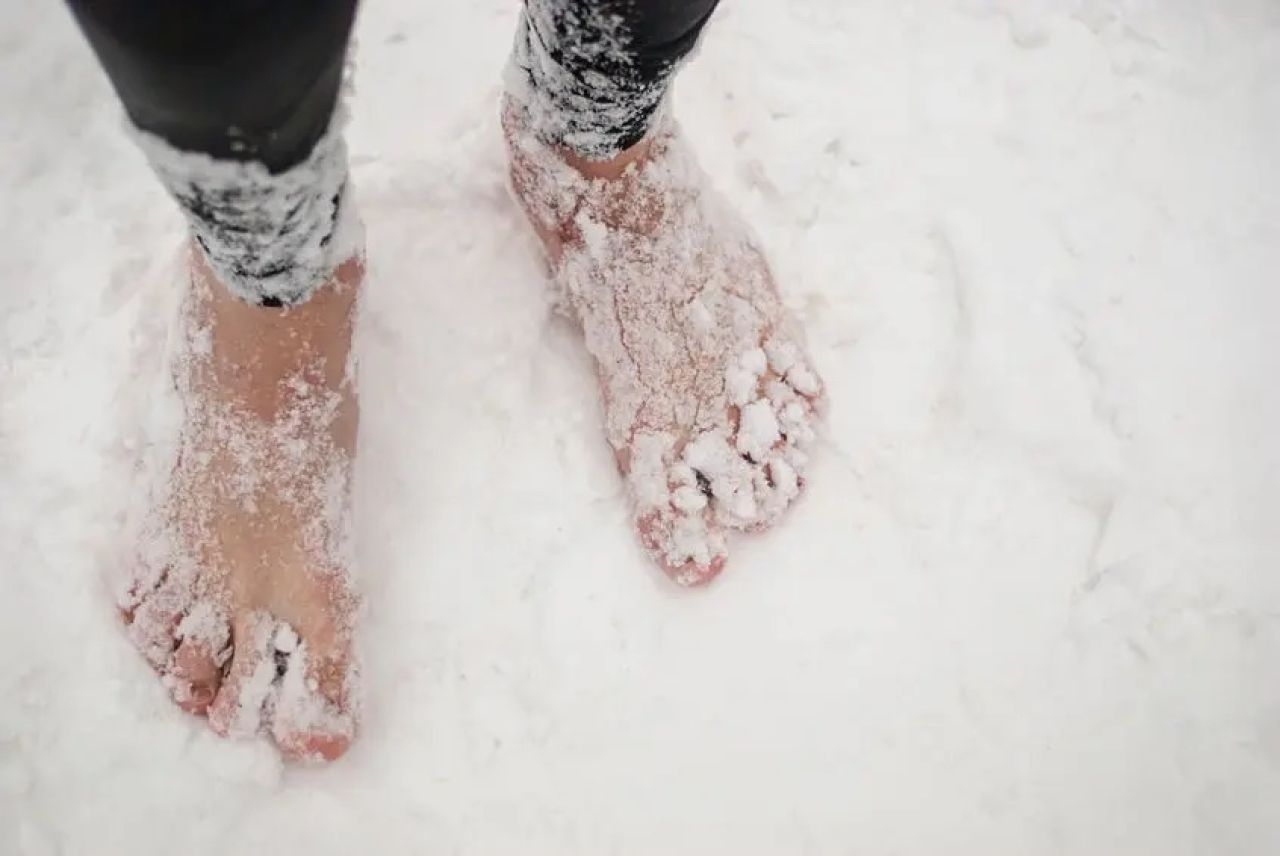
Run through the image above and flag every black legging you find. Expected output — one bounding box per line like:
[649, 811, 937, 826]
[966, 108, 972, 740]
[66, 0, 721, 172]
[65, 0, 720, 306]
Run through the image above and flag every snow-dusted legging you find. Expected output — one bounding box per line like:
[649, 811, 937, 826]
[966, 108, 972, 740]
[65, 0, 721, 305]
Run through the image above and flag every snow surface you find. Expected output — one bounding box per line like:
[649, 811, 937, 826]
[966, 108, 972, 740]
[3, 0, 1280, 853]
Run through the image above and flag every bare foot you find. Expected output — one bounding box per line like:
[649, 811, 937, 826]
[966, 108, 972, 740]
[504, 104, 824, 585]
[121, 246, 361, 761]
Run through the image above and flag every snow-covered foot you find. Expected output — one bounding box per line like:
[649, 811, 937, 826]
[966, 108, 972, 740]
[504, 104, 824, 585]
[120, 247, 361, 762]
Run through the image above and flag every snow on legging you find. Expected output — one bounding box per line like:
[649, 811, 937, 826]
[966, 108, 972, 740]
[65, 0, 722, 307]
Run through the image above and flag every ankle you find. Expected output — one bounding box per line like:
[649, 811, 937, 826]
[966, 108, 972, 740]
[502, 95, 655, 181]
[561, 136, 655, 181]
[188, 245, 362, 420]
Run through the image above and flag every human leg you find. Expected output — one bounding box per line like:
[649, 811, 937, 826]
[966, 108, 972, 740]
[67, 0, 363, 760]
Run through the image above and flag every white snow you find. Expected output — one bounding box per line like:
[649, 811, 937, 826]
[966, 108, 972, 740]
[2, 0, 1279, 854]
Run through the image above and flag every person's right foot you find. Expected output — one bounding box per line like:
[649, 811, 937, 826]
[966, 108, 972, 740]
[121, 247, 362, 762]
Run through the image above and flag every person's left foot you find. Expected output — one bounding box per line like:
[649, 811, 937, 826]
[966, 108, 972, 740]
[504, 104, 824, 585]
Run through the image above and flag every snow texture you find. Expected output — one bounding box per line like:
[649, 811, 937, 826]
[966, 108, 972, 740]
[2, 0, 1280, 854]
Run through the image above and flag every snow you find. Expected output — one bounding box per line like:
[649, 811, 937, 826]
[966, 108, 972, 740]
[2, 0, 1279, 853]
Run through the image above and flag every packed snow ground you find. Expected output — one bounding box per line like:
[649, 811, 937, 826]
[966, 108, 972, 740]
[3, 0, 1279, 853]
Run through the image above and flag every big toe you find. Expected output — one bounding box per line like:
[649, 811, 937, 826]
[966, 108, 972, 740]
[627, 433, 731, 585]
[637, 507, 729, 587]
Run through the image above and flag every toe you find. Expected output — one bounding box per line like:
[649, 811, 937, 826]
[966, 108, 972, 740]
[169, 640, 222, 714]
[627, 432, 730, 584]
[167, 600, 231, 714]
[276, 730, 351, 763]
[684, 430, 766, 530]
[208, 612, 278, 739]
[711, 335, 823, 533]
[270, 655, 356, 762]
[636, 506, 728, 586]
[124, 568, 189, 671]
[763, 334, 825, 407]
[270, 601, 357, 763]
[661, 546, 727, 587]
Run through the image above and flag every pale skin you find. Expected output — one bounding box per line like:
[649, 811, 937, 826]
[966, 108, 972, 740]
[124, 110, 822, 761]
